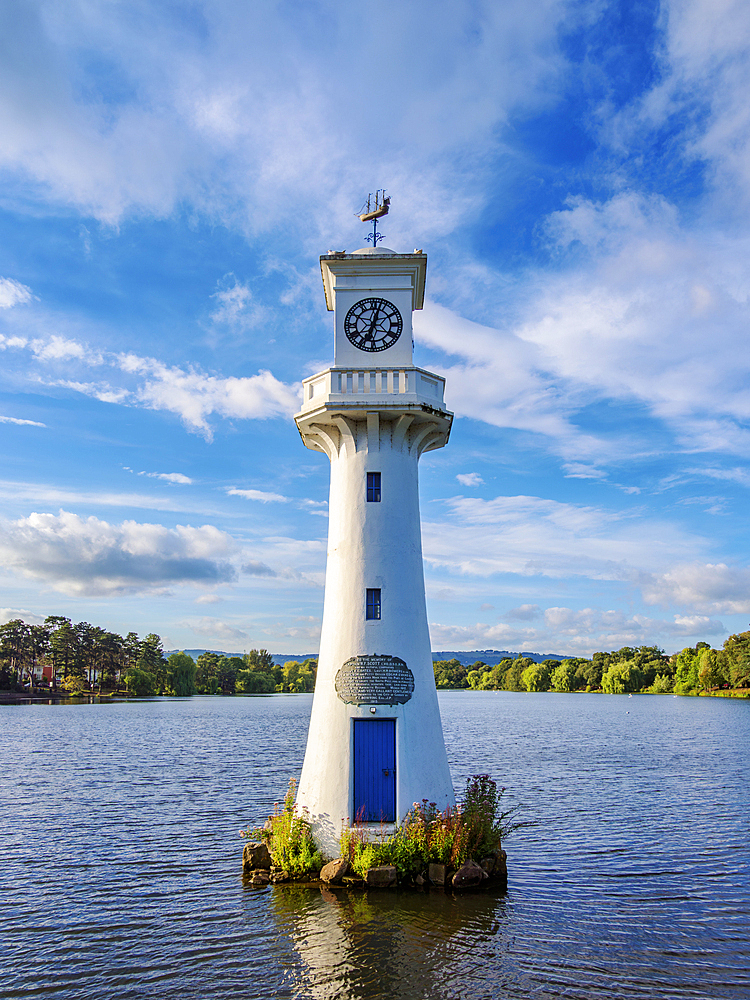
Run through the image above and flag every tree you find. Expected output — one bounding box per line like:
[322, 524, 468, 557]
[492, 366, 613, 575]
[500, 659, 525, 692]
[94, 632, 124, 691]
[697, 647, 728, 691]
[166, 652, 197, 696]
[46, 616, 77, 688]
[520, 661, 552, 692]
[123, 667, 157, 696]
[723, 630, 750, 689]
[74, 622, 93, 688]
[236, 668, 276, 693]
[196, 651, 221, 694]
[123, 632, 141, 674]
[433, 658, 471, 689]
[138, 634, 167, 692]
[0, 619, 30, 686]
[673, 647, 700, 694]
[26, 624, 51, 688]
[245, 649, 282, 686]
[601, 662, 644, 694]
[550, 660, 578, 693]
[216, 655, 243, 694]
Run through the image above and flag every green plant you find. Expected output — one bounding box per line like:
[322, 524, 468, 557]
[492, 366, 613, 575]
[648, 673, 674, 693]
[339, 776, 524, 879]
[459, 774, 519, 860]
[247, 779, 323, 877]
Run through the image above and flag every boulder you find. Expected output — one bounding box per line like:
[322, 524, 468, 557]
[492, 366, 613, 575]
[270, 867, 290, 883]
[365, 865, 397, 887]
[496, 849, 508, 878]
[243, 841, 272, 872]
[249, 869, 271, 886]
[320, 858, 350, 884]
[452, 860, 489, 890]
[427, 863, 446, 886]
[414, 873, 425, 886]
[479, 855, 496, 875]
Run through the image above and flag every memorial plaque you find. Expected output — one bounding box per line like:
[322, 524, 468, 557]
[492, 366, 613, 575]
[335, 654, 414, 706]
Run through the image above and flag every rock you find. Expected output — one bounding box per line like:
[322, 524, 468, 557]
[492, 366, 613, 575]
[243, 841, 272, 872]
[427, 863, 446, 886]
[479, 855, 496, 875]
[496, 849, 508, 878]
[414, 873, 425, 886]
[320, 858, 350, 884]
[270, 868, 290, 883]
[249, 870, 271, 886]
[452, 860, 489, 890]
[365, 865, 397, 887]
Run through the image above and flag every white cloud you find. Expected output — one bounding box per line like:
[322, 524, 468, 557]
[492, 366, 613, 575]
[0, 1, 571, 235]
[0, 278, 32, 309]
[0, 334, 28, 350]
[0, 607, 45, 625]
[0, 415, 45, 428]
[241, 561, 277, 577]
[456, 473, 484, 487]
[423, 493, 705, 582]
[227, 487, 288, 503]
[209, 274, 266, 331]
[184, 617, 249, 645]
[195, 593, 223, 605]
[0, 479, 211, 514]
[56, 380, 131, 404]
[139, 471, 193, 485]
[563, 464, 607, 480]
[415, 303, 589, 456]
[9, 332, 300, 438]
[126, 361, 299, 439]
[504, 604, 541, 621]
[641, 562, 750, 614]
[31, 335, 99, 363]
[689, 466, 750, 488]
[0, 510, 238, 596]
[429, 607, 726, 656]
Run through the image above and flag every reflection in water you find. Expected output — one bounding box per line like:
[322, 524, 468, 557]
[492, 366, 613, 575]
[266, 882, 521, 1000]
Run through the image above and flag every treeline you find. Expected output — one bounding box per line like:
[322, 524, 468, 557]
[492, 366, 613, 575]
[433, 632, 750, 696]
[0, 616, 316, 697]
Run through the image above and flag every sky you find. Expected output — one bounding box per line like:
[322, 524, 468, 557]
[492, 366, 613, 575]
[1, 0, 750, 657]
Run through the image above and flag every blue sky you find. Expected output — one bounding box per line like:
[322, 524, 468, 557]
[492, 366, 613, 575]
[1, 0, 749, 656]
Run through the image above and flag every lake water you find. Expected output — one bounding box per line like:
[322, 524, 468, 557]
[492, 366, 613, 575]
[1, 691, 748, 999]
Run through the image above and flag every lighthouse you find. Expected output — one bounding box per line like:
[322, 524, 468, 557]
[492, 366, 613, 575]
[295, 232, 455, 856]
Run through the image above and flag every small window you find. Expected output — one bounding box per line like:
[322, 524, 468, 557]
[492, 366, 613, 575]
[366, 588, 381, 620]
[367, 472, 381, 503]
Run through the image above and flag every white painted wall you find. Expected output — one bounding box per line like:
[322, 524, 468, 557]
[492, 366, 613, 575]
[295, 409, 455, 857]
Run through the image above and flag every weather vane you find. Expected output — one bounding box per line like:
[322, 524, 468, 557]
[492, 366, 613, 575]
[358, 190, 390, 245]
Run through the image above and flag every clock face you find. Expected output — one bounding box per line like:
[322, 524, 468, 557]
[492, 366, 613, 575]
[344, 297, 403, 353]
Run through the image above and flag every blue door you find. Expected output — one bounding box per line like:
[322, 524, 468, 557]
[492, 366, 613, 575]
[353, 719, 396, 822]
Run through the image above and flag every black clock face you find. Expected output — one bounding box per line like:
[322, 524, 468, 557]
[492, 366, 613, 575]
[344, 297, 403, 352]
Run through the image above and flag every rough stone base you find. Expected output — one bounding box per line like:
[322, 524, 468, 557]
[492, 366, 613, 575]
[242, 841, 272, 873]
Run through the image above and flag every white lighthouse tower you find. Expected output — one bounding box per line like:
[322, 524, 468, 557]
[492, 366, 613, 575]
[295, 228, 455, 856]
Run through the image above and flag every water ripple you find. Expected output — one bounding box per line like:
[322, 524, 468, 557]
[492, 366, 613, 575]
[1, 692, 748, 999]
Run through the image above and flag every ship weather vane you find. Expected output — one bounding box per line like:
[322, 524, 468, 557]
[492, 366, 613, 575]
[358, 190, 390, 245]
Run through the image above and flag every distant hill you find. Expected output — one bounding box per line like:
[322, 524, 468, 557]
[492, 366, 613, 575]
[432, 649, 568, 666]
[170, 649, 317, 666]
[171, 648, 569, 666]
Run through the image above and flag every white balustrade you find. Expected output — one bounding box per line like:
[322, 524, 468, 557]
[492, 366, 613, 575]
[301, 367, 445, 410]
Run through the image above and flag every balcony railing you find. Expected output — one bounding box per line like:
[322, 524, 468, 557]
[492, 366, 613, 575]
[300, 366, 445, 411]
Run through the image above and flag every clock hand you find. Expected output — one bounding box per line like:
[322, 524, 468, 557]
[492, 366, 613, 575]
[365, 305, 381, 340]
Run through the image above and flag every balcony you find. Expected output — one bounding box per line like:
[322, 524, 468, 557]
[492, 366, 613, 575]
[299, 366, 446, 414]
